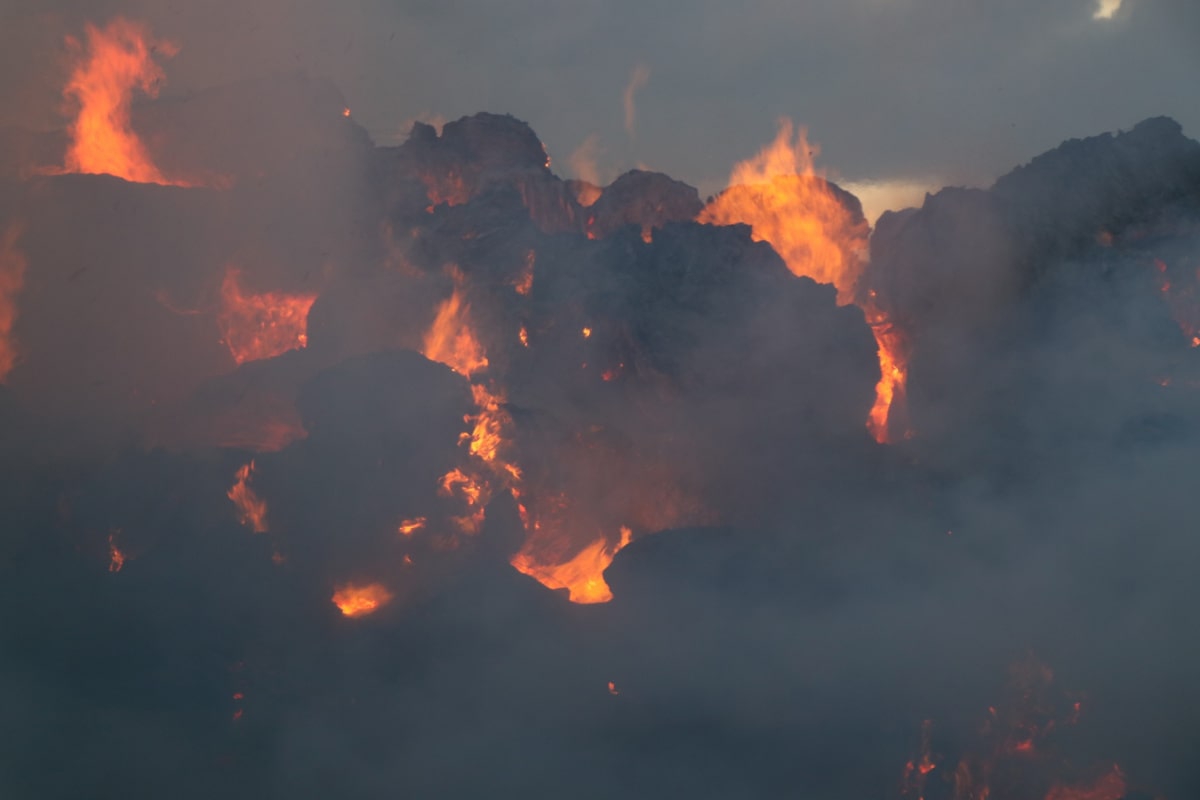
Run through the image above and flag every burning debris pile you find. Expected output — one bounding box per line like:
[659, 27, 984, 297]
[0, 17, 1198, 800]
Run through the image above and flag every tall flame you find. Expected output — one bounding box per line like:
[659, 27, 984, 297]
[697, 119, 909, 443]
[217, 268, 317, 365]
[422, 288, 489, 377]
[60, 18, 183, 186]
[228, 461, 269, 533]
[0, 223, 28, 383]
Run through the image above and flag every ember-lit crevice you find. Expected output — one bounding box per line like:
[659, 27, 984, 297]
[217, 268, 318, 365]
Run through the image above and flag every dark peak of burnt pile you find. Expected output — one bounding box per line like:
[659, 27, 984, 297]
[864, 117, 1200, 473]
[585, 169, 703, 239]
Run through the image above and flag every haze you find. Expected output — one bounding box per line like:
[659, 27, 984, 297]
[2, 0, 1197, 216]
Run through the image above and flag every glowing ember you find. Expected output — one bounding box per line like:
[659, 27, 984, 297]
[514, 250, 535, 295]
[511, 526, 633, 604]
[0, 223, 28, 383]
[342, 107, 351, 118]
[422, 288, 489, 377]
[905, 657, 1136, 800]
[398, 517, 427, 536]
[581, 327, 592, 339]
[59, 18, 184, 185]
[519, 326, 530, 347]
[697, 119, 911, 443]
[107, 531, 126, 573]
[332, 583, 393, 617]
[228, 461, 269, 533]
[607, 681, 620, 696]
[217, 268, 317, 365]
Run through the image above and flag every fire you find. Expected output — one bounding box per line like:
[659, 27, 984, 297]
[0, 223, 28, 383]
[511, 526, 633, 604]
[423, 288, 489, 377]
[59, 19, 184, 186]
[331, 583, 393, 617]
[1043, 766, 1126, 800]
[519, 326, 530, 347]
[697, 119, 910, 443]
[217, 268, 317, 365]
[514, 250, 535, 295]
[905, 657, 1136, 800]
[581, 327, 592, 339]
[398, 517, 427, 536]
[607, 681, 620, 696]
[866, 313, 910, 443]
[107, 531, 126, 572]
[228, 461, 269, 533]
[420, 169, 470, 210]
[698, 119, 867, 302]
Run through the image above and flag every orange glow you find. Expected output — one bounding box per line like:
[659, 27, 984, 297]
[422, 288, 489, 377]
[59, 19, 184, 185]
[228, 461, 269, 533]
[519, 326, 530, 347]
[698, 119, 868, 303]
[217, 268, 317, 365]
[511, 526, 633, 604]
[0, 223, 28, 383]
[865, 314, 909, 443]
[607, 681, 620, 696]
[438, 467, 484, 507]
[581, 327, 592, 339]
[1043, 765, 1126, 800]
[332, 583, 393, 617]
[514, 250, 535, 295]
[107, 531, 125, 572]
[909, 657, 1137, 800]
[697, 119, 911, 443]
[420, 169, 470, 209]
[398, 517, 426, 536]
[342, 107, 351, 118]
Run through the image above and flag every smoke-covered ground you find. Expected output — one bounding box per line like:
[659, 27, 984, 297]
[1, 69, 1199, 799]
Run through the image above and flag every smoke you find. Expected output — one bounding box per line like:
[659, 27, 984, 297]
[622, 64, 649, 139]
[1, 18, 1200, 799]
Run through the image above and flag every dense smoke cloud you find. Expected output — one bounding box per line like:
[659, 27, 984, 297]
[0, 6, 1199, 799]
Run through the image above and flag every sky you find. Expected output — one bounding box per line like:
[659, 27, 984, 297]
[1, 0, 1198, 217]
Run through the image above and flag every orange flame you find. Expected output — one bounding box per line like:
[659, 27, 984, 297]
[0, 223, 28, 383]
[107, 531, 126, 572]
[865, 314, 909, 443]
[607, 681, 620, 696]
[228, 461, 268, 533]
[511, 526, 633, 604]
[398, 517, 427, 536]
[514, 250, 535, 295]
[698, 119, 868, 303]
[422, 288, 489, 377]
[217, 268, 317, 365]
[60, 19, 183, 185]
[331, 583, 393, 617]
[697, 119, 910, 443]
